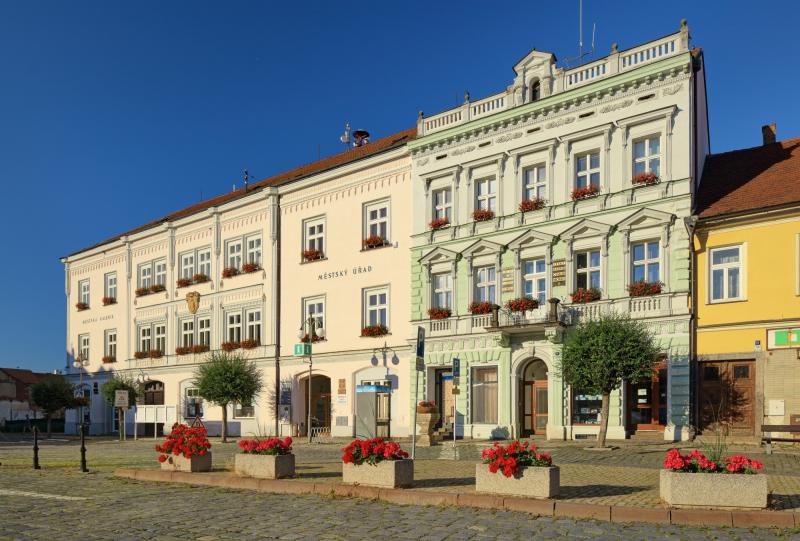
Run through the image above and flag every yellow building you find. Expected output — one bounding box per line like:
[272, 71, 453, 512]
[694, 126, 800, 438]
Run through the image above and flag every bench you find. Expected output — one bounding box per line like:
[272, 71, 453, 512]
[761, 424, 800, 454]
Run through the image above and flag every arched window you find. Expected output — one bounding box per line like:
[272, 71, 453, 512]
[530, 80, 541, 102]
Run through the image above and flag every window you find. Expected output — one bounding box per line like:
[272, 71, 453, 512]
[523, 164, 547, 201]
[185, 388, 203, 418]
[154, 324, 166, 354]
[575, 151, 600, 189]
[523, 259, 547, 305]
[198, 249, 212, 277]
[138, 264, 152, 289]
[474, 266, 496, 304]
[572, 388, 603, 424]
[234, 400, 255, 418]
[154, 260, 167, 286]
[304, 218, 325, 254]
[632, 241, 660, 283]
[432, 188, 452, 221]
[246, 234, 262, 266]
[475, 177, 497, 212]
[226, 239, 243, 270]
[79, 280, 90, 306]
[138, 259, 166, 288]
[575, 250, 600, 290]
[471, 367, 498, 424]
[227, 312, 242, 343]
[78, 334, 90, 363]
[530, 80, 541, 102]
[365, 200, 390, 240]
[246, 309, 261, 344]
[181, 247, 212, 278]
[432, 273, 453, 309]
[633, 136, 661, 176]
[303, 297, 325, 333]
[181, 319, 194, 348]
[138, 325, 152, 353]
[105, 330, 116, 359]
[710, 246, 742, 301]
[180, 252, 195, 279]
[364, 287, 389, 327]
[198, 317, 211, 346]
[104, 273, 117, 300]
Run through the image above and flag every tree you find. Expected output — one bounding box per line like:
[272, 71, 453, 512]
[29, 375, 75, 438]
[559, 313, 659, 448]
[100, 376, 138, 438]
[193, 351, 263, 442]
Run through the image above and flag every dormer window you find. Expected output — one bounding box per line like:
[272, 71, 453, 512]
[530, 80, 541, 102]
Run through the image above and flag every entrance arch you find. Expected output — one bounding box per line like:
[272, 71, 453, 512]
[519, 359, 548, 437]
[301, 374, 331, 436]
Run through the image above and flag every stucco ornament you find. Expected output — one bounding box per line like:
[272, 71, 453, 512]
[185, 291, 200, 314]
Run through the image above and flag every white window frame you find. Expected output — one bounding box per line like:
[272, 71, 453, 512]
[226, 311, 242, 344]
[246, 234, 262, 266]
[474, 177, 497, 212]
[632, 135, 662, 177]
[154, 323, 166, 354]
[364, 199, 390, 242]
[138, 325, 152, 353]
[363, 286, 389, 329]
[185, 387, 203, 418]
[574, 150, 601, 189]
[474, 266, 497, 304]
[522, 258, 547, 305]
[104, 330, 117, 359]
[138, 263, 152, 289]
[179, 252, 195, 279]
[104, 273, 117, 300]
[78, 334, 90, 363]
[245, 309, 262, 344]
[432, 187, 452, 221]
[79, 280, 90, 306]
[303, 296, 325, 335]
[470, 366, 499, 424]
[303, 217, 326, 255]
[181, 319, 195, 348]
[575, 249, 601, 290]
[523, 164, 547, 201]
[226, 238, 243, 270]
[431, 273, 453, 310]
[631, 240, 661, 284]
[709, 244, 745, 303]
[198, 248, 212, 277]
[198, 316, 211, 347]
[138, 259, 167, 288]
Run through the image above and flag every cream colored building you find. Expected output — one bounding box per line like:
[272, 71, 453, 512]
[61, 129, 415, 437]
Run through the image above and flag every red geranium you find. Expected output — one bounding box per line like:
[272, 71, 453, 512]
[341, 437, 409, 466]
[481, 440, 553, 478]
[571, 288, 601, 303]
[221, 341, 240, 352]
[429, 217, 450, 230]
[149, 283, 166, 294]
[222, 267, 239, 279]
[192, 273, 210, 284]
[362, 235, 387, 249]
[571, 185, 600, 201]
[102, 296, 116, 306]
[302, 249, 323, 262]
[469, 301, 494, 314]
[242, 262, 261, 274]
[238, 437, 293, 456]
[519, 198, 546, 213]
[632, 172, 659, 186]
[240, 339, 259, 349]
[75, 302, 89, 311]
[505, 297, 539, 312]
[662, 448, 763, 474]
[427, 307, 452, 320]
[628, 280, 662, 297]
[155, 423, 211, 462]
[135, 287, 149, 297]
[361, 325, 389, 337]
[472, 208, 495, 222]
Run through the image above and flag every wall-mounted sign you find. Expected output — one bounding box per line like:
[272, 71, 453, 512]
[767, 328, 800, 350]
[317, 265, 374, 281]
[279, 382, 292, 406]
[501, 267, 515, 293]
[338, 378, 346, 396]
[551, 259, 567, 287]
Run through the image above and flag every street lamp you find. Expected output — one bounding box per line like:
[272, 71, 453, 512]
[370, 342, 400, 438]
[72, 355, 89, 430]
[297, 316, 325, 444]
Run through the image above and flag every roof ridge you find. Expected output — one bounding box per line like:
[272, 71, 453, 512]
[707, 136, 800, 159]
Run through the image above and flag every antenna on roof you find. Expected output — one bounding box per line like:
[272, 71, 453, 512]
[340, 122, 351, 149]
[243, 169, 249, 192]
[563, 0, 596, 67]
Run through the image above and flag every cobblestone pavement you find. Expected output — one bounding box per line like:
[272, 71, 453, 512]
[1, 467, 799, 541]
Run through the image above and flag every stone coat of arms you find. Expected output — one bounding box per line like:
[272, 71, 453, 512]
[185, 291, 200, 314]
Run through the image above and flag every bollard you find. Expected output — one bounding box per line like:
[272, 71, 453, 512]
[33, 426, 41, 470]
[79, 423, 88, 473]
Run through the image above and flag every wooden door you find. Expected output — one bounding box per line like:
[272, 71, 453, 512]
[700, 361, 755, 436]
[532, 380, 548, 434]
[627, 364, 667, 432]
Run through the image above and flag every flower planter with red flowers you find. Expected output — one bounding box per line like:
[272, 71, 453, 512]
[519, 198, 546, 213]
[571, 185, 600, 201]
[148, 350, 163, 359]
[416, 401, 440, 446]
[221, 341, 240, 352]
[149, 283, 166, 294]
[628, 280, 663, 297]
[135, 287, 149, 297]
[472, 208, 495, 222]
[660, 449, 767, 509]
[175, 346, 192, 356]
[362, 234, 387, 250]
[361, 325, 389, 338]
[102, 297, 116, 306]
[222, 267, 239, 279]
[240, 339, 259, 350]
[300, 333, 323, 343]
[632, 171, 660, 187]
[241, 262, 261, 274]
[176, 278, 192, 288]
[75, 302, 89, 311]
[156, 423, 212, 472]
[235, 437, 295, 479]
[505, 297, 539, 312]
[429, 217, 450, 230]
[476, 441, 559, 498]
[134, 351, 148, 359]
[192, 273, 210, 284]
[302, 249, 323, 262]
[101, 356, 116, 364]
[571, 288, 601, 303]
[427, 307, 452, 320]
[191, 344, 210, 354]
[341, 438, 413, 488]
[469, 301, 495, 315]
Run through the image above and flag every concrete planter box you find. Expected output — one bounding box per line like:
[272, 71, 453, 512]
[160, 452, 212, 472]
[234, 453, 295, 479]
[475, 464, 560, 499]
[416, 412, 439, 446]
[660, 469, 768, 509]
[342, 459, 414, 488]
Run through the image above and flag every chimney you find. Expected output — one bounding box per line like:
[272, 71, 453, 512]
[762, 123, 776, 145]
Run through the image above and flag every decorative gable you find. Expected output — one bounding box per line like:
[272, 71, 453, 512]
[419, 246, 459, 266]
[559, 218, 613, 241]
[460, 238, 504, 259]
[615, 208, 675, 231]
[508, 229, 556, 251]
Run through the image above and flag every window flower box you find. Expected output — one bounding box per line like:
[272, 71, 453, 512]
[632, 171, 660, 186]
[192, 273, 210, 284]
[102, 297, 116, 306]
[134, 351, 148, 359]
[221, 341, 240, 352]
[149, 283, 166, 294]
[75, 302, 89, 311]
[300, 334, 323, 343]
[427, 307, 452, 320]
[571, 288, 601, 303]
[241, 262, 261, 274]
[571, 185, 600, 201]
[157, 424, 212, 472]
[476, 441, 558, 498]
[148, 350, 163, 359]
[175, 346, 192, 356]
[469, 301, 495, 315]
[472, 208, 495, 222]
[101, 356, 116, 364]
[361, 325, 389, 338]
[191, 344, 210, 354]
[135, 287, 149, 297]
[341, 438, 413, 488]
[628, 280, 663, 297]
[222, 267, 239, 279]
[429, 217, 450, 230]
[660, 449, 766, 509]
[235, 437, 295, 479]
[505, 297, 539, 312]
[362, 234, 388, 250]
[240, 339, 259, 350]
[519, 198, 546, 213]
[176, 278, 192, 288]
[302, 249, 323, 262]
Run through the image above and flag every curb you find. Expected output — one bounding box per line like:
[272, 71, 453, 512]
[113, 468, 797, 529]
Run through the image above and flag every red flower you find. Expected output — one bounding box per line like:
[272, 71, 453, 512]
[429, 217, 450, 230]
[505, 297, 539, 312]
[361, 325, 389, 337]
[632, 172, 659, 186]
[518, 198, 546, 213]
[362, 235, 387, 249]
[158, 455, 167, 463]
[481, 440, 552, 477]
[571, 185, 600, 201]
[341, 437, 408, 465]
[427, 307, 452, 320]
[571, 288, 601, 303]
[468, 301, 494, 315]
[472, 208, 495, 222]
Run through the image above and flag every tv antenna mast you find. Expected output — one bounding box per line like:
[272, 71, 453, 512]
[564, 0, 596, 67]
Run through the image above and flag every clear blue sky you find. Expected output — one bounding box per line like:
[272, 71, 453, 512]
[1, 1, 796, 372]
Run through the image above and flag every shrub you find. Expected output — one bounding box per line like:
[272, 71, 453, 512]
[238, 437, 293, 455]
[482, 441, 552, 477]
[341, 438, 409, 465]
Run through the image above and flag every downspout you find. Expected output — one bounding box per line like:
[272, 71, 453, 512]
[269, 189, 281, 436]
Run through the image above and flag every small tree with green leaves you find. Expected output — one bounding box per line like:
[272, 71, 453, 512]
[100, 376, 138, 437]
[194, 351, 263, 442]
[30, 375, 75, 438]
[559, 313, 659, 448]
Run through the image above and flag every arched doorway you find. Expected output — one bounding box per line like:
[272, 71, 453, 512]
[519, 360, 548, 437]
[302, 374, 331, 436]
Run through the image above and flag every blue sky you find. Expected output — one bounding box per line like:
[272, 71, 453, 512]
[1, 1, 797, 372]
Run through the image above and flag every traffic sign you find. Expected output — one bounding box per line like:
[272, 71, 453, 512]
[294, 343, 312, 357]
[114, 390, 129, 409]
[415, 326, 425, 358]
[415, 357, 424, 371]
[452, 358, 461, 378]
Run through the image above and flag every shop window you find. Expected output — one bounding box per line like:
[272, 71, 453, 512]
[571, 389, 602, 425]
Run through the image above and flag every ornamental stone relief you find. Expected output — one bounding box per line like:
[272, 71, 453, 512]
[494, 132, 523, 144]
[663, 83, 683, 96]
[450, 145, 476, 156]
[599, 99, 633, 114]
[544, 117, 575, 129]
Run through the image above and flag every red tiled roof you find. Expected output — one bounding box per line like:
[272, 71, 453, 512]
[697, 137, 800, 219]
[0, 368, 49, 402]
[66, 127, 416, 257]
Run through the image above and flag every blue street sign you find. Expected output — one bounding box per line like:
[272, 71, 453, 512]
[293, 343, 312, 357]
[416, 326, 425, 358]
[453, 358, 460, 378]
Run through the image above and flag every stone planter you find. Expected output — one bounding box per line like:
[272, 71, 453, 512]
[416, 411, 439, 446]
[160, 452, 212, 472]
[660, 470, 768, 509]
[234, 453, 295, 479]
[342, 459, 414, 488]
[475, 464, 560, 498]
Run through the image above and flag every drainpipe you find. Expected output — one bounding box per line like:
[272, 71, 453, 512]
[269, 189, 282, 437]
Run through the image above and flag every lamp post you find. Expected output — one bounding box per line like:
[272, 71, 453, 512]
[72, 355, 88, 432]
[297, 316, 325, 444]
[370, 342, 400, 438]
